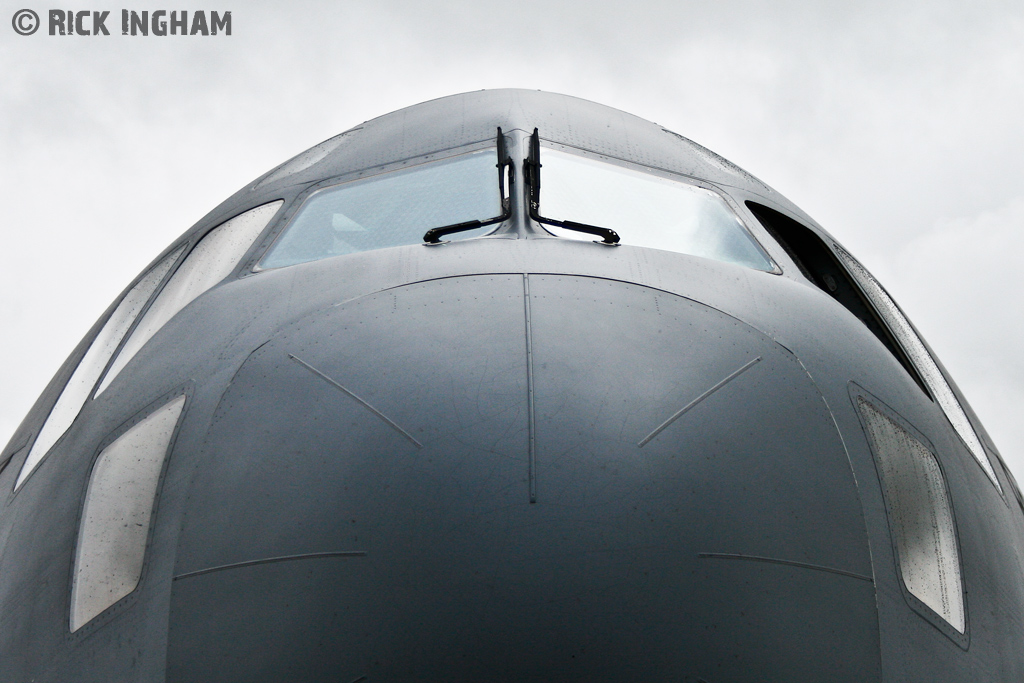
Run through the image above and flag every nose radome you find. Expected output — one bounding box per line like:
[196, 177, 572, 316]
[167, 273, 878, 683]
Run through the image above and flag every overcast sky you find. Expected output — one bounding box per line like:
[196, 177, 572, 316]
[2, 1, 1022, 474]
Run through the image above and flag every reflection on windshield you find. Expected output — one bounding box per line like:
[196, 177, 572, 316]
[537, 148, 774, 271]
[260, 149, 501, 269]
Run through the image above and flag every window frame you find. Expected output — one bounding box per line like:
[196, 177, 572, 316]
[528, 134, 780, 273]
[251, 138, 508, 273]
[94, 201, 284, 398]
[67, 384, 191, 636]
[835, 244, 1003, 497]
[850, 384, 970, 648]
[11, 242, 188, 494]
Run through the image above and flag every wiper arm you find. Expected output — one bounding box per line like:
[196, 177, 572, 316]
[423, 128, 514, 244]
[525, 128, 620, 245]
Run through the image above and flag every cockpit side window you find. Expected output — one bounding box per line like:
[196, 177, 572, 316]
[855, 394, 966, 637]
[71, 393, 186, 631]
[15, 245, 184, 490]
[747, 202, 929, 393]
[835, 244, 1002, 493]
[749, 201, 1002, 494]
[95, 201, 283, 397]
[528, 142, 775, 272]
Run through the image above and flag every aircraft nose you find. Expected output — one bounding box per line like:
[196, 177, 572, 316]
[167, 273, 878, 683]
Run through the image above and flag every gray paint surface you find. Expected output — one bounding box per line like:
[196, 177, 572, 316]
[0, 91, 1021, 682]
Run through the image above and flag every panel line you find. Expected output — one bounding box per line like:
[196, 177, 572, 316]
[174, 551, 368, 581]
[698, 552, 873, 582]
[638, 356, 761, 447]
[289, 354, 423, 449]
[523, 274, 537, 503]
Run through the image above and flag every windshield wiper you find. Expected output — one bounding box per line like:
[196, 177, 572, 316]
[423, 128, 514, 244]
[525, 128, 620, 245]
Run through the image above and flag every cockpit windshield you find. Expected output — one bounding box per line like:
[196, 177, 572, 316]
[260, 148, 503, 269]
[259, 133, 774, 273]
[534, 146, 775, 272]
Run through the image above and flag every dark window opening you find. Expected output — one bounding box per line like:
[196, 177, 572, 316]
[747, 202, 929, 397]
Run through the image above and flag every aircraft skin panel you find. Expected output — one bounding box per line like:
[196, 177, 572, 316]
[166, 549, 880, 683]
[165, 275, 878, 683]
[172, 274, 530, 576]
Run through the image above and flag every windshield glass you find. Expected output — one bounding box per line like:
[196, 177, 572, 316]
[538, 148, 774, 271]
[260, 149, 502, 269]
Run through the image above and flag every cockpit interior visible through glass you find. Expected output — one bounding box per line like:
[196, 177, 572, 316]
[260, 148, 503, 269]
[533, 145, 775, 272]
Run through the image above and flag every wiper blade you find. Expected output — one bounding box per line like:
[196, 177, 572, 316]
[534, 216, 620, 244]
[423, 218, 492, 244]
[423, 128, 513, 244]
[525, 128, 620, 245]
